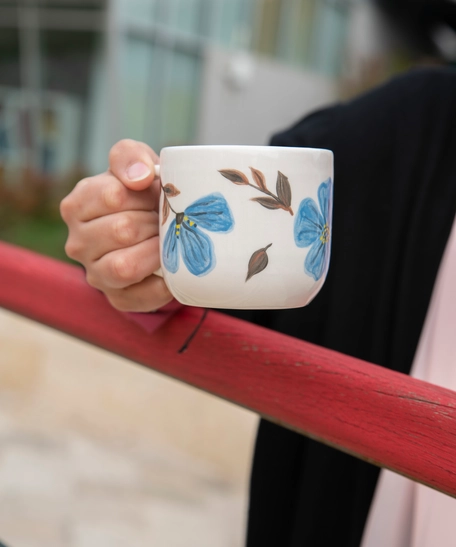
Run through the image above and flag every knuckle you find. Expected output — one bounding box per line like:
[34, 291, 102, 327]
[111, 254, 137, 283]
[64, 237, 82, 260]
[102, 183, 125, 211]
[113, 214, 138, 246]
[60, 177, 93, 220]
[59, 195, 74, 221]
[72, 176, 92, 197]
[75, 176, 91, 190]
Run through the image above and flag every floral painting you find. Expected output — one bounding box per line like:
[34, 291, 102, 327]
[162, 191, 234, 276]
[246, 243, 272, 281]
[294, 178, 332, 281]
[219, 167, 294, 215]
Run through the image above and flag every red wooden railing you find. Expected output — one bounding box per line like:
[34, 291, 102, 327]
[1, 240, 456, 497]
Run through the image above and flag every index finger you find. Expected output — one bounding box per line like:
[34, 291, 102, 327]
[63, 173, 160, 223]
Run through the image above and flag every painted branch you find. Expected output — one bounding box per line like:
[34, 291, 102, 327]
[1, 241, 456, 497]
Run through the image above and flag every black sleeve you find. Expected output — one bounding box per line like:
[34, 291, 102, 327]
[247, 67, 456, 547]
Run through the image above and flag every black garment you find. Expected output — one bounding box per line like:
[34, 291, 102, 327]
[241, 68, 456, 546]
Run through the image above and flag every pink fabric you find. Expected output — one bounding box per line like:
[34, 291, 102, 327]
[123, 299, 184, 334]
[362, 215, 456, 547]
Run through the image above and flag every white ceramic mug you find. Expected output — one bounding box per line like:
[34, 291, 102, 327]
[155, 145, 333, 309]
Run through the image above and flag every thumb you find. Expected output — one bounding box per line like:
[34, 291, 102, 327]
[108, 139, 160, 191]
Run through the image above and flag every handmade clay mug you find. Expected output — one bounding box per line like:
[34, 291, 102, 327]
[154, 145, 333, 309]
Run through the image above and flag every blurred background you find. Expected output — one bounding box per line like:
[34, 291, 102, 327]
[0, 0, 455, 546]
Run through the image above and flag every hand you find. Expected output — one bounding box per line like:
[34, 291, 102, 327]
[60, 139, 173, 312]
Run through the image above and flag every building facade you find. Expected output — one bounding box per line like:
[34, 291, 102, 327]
[0, 0, 378, 180]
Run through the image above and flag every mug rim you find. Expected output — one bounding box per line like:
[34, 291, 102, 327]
[160, 144, 333, 156]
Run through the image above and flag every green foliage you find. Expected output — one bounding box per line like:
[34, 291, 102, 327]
[0, 210, 71, 262]
[0, 168, 81, 263]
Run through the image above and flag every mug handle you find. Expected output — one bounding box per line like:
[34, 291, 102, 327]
[154, 163, 163, 278]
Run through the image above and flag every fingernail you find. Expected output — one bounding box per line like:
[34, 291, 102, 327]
[126, 162, 151, 181]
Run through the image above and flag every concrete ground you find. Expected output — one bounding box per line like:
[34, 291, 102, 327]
[0, 308, 258, 547]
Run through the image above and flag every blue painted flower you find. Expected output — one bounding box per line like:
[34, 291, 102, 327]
[162, 192, 234, 277]
[294, 178, 332, 281]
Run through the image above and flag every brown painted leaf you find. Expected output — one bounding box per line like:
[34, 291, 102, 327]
[163, 183, 180, 197]
[246, 243, 272, 282]
[218, 169, 249, 185]
[162, 199, 170, 225]
[250, 196, 281, 210]
[249, 167, 267, 191]
[276, 171, 292, 207]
